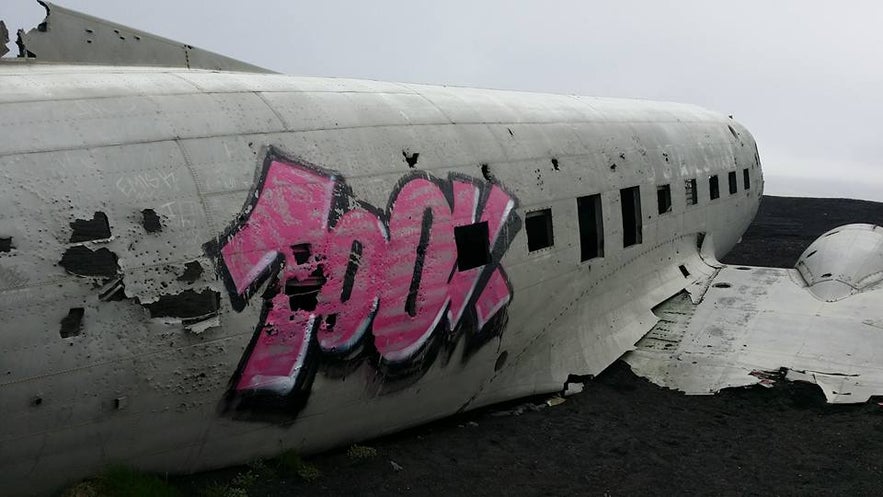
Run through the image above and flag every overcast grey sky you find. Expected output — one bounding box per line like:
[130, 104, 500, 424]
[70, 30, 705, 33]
[3, 1, 882, 201]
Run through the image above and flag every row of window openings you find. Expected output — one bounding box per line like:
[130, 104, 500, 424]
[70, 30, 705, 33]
[521, 168, 752, 262]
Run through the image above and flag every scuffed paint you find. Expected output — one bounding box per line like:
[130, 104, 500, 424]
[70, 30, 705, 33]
[206, 148, 521, 418]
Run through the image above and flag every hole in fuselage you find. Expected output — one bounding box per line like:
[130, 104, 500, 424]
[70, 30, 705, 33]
[454, 222, 490, 271]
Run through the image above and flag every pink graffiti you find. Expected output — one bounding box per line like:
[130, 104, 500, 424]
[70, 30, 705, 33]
[210, 150, 519, 410]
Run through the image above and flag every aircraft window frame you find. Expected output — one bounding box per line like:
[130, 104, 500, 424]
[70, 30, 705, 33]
[525, 208, 554, 252]
[743, 168, 751, 190]
[657, 184, 672, 214]
[620, 186, 643, 248]
[728, 171, 738, 195]
[577, 194, 604, 262]
[709, 175, 720, 200]
[685, 178, 698, 205]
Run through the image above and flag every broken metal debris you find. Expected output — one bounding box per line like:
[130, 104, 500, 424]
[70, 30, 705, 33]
[177, 261, 204, 283]
[59, 308, 84, 338]
[59, 246, 119, 277]
[141, 209, 162, 233]
[69, 212, 111, 243]
[0, 21, 8, 57]
[563, 382, 584, 397]
[14, 1, 271, 72]
[490, 401, 548, 417]
[97, 276, 126, 302]
[0, 237, 12, 253]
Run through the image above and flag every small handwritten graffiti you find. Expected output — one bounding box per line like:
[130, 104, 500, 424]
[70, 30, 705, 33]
[206, 148, 521, 419]
[115, 171, 178, 200]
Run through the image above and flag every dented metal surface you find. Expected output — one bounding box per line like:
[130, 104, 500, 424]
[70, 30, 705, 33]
[1, 21, 9, 58]
[625, 237, 883, 402]
[0, 3, 773, 496]
[14, 1, 271, 73]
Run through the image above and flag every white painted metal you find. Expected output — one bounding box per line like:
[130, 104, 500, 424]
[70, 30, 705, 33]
[626, 242, 883, 402]
[796, 224, 883, 302]
[0, 61, 763, 495]
[15, 2, 271, 73]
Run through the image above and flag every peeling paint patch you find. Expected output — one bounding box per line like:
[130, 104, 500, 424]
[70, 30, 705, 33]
[177, 261, 204, 283]
[0, 237, 12, 253]
[59, 246, 119, 277]
[143, 289, 220, 322]
[142, 209, 162, 233]
[69, 212, 111, 242]
[59, 308, 84, 338]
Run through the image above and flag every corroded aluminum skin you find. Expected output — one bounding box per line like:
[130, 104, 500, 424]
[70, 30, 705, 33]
[0, 63, 762, 495]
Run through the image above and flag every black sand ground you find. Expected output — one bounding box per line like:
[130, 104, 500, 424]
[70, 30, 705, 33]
[179, 196, 883, 497]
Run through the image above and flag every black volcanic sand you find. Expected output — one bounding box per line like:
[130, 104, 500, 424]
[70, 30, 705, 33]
[176, 196, 883, 497]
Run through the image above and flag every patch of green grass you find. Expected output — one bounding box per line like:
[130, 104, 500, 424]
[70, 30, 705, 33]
[275, 449, 321, 482]
[346, 444, 378, 461]
[93, 466, 180, 497]
[199, 482, 248, 497]
[247, 458, 275, 479]
[61, 481, 99, 497]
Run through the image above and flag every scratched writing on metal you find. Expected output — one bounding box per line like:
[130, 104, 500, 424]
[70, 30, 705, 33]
[206, 149, 521, 418]
[115, 171, 178, 199]
[158, 201, 201, 229]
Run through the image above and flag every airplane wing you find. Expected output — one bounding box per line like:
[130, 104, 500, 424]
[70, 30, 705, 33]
[625, 223, 883, 403]
[14, 1, 272, 73]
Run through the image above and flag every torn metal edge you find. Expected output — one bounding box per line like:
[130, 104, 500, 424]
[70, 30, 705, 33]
[0, 21, 9, 57]
[13, 0, 273, 73]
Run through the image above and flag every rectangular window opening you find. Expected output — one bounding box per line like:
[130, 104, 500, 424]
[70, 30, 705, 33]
[525, 208, 554, 252]
[577, 194, 604, 262]
[709, 175, 720, 200]
[685, 178, 698, 205]
[454, 222, 490, 270]
[679, 264, 690, 278]
[620, 186, 642, 248]
[656, 184, 672, 214]
[728, 171, 738, 195]
[743, 168, 750, 190]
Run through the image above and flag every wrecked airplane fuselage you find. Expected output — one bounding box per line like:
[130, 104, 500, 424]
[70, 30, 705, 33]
[0, 61, 763, 494]
[0, 2, 804, 496]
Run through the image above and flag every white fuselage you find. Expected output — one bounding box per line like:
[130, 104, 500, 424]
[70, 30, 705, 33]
[0, 63, 762, 495]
